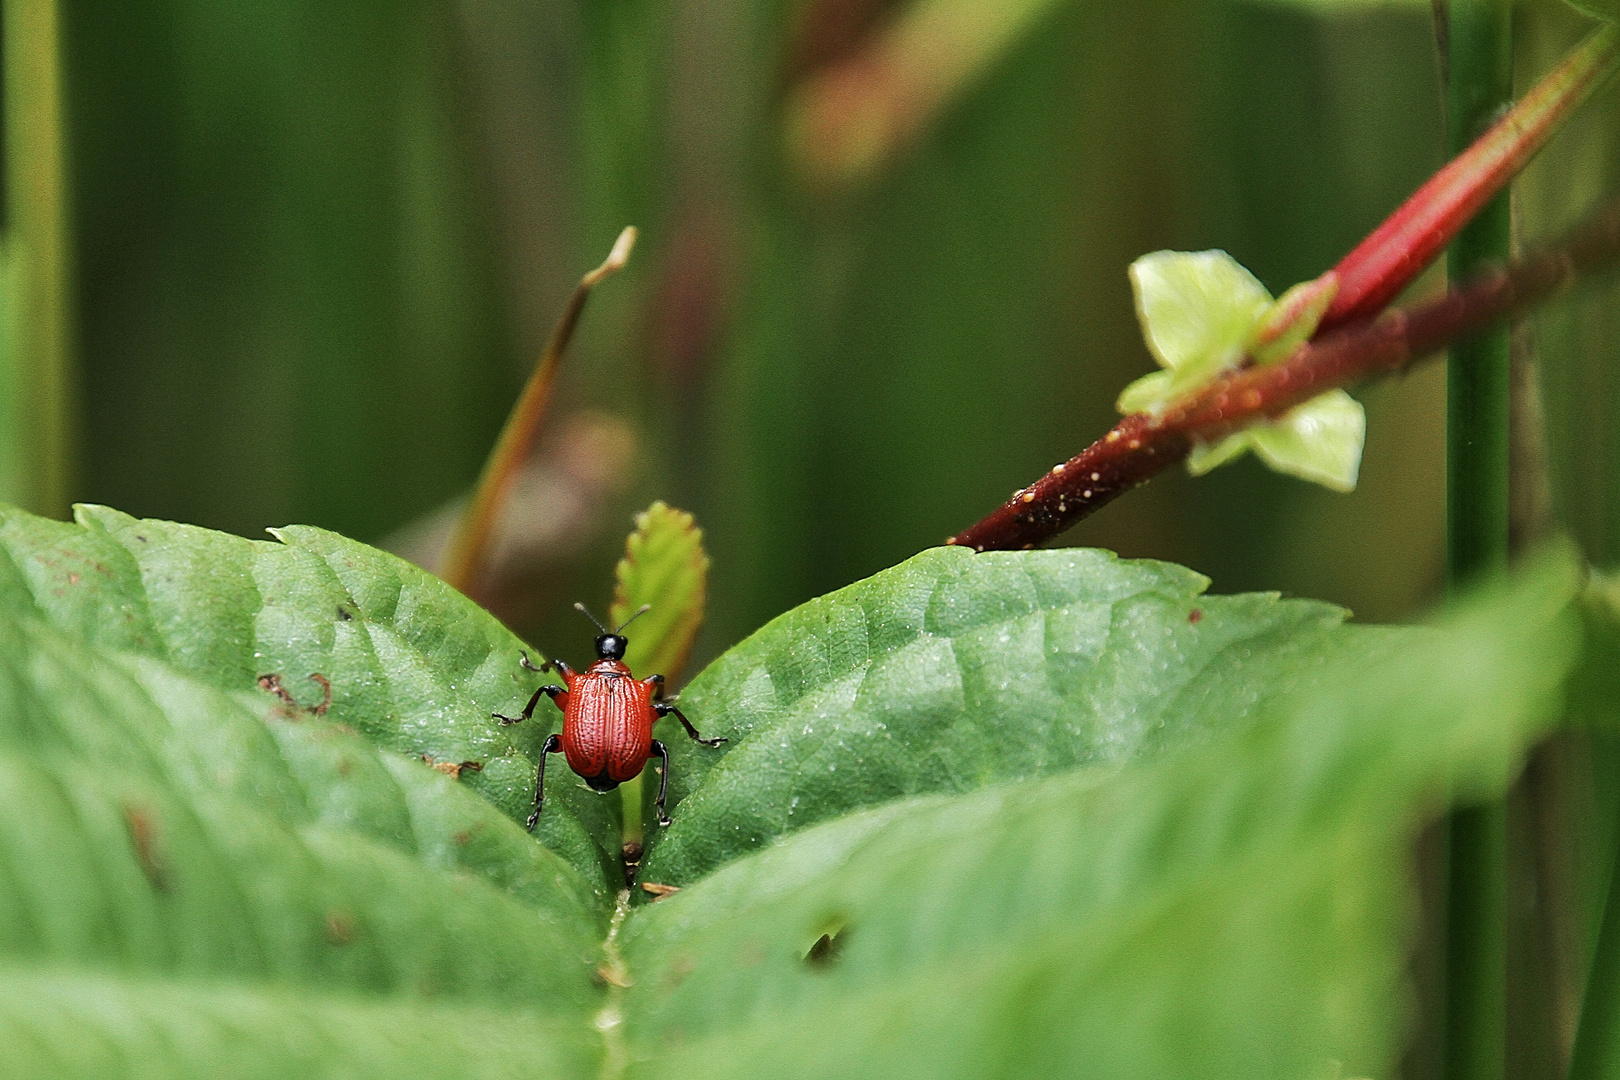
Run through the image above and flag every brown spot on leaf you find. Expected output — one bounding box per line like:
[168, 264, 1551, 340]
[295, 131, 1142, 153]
[307, 674, 331, 715]
[420, 755, 483, 780]
[257, 673, 331, 718]
[594, 963, 633, 988]
[122, 803, 170, 892]
[325, 911, 356, 945]
[1188, 609, 1203, 624]
[663, 952, 696, 990]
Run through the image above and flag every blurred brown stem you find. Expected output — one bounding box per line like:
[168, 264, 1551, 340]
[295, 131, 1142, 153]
[949, 198, 1620, 553]
[441, 227, 636, 597]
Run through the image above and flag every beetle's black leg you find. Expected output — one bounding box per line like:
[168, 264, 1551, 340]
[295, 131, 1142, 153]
[655, 702, 727, 747]
[647, 673, 666, 701]
[494, 684, 563, 725]
[650, 739, 672, 827]
[519, 650, 576, 680]
[527, 733, 563, 831]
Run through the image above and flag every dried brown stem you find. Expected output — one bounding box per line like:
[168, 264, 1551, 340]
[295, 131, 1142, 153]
[441, 227, 637, 596]
[948, 197, 1620, 553]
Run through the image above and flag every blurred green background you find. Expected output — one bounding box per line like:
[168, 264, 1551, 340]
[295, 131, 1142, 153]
[2, 0, 1616, 662]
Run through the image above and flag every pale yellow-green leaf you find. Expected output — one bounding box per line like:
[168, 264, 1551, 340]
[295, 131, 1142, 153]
[1248, 273, 1339, 365]
[1130, 249, 1270, 379]
[1249, 390, 1366, 491]
[1115, 369, 1178, 416]
[609, 502, 709, 686]
[1120, 249, 1363, 492]
[1188, 391, 1365, 491]
[1186, 432, 1253, 476]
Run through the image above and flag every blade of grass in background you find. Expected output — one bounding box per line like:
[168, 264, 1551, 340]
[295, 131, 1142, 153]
[66, 0, 516, 544]
[1527, 2, 1620, 1075]
[1, 0, 75, 518]
[1443, 4, 1514, 1080]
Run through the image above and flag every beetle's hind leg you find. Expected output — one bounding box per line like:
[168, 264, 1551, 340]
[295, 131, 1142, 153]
[526, 733, 563, 831]
[650, 739, 672, 827]
[655, 702, 727, 747]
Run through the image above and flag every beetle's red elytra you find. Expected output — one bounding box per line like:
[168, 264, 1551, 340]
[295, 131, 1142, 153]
[494, 603, 726, 831]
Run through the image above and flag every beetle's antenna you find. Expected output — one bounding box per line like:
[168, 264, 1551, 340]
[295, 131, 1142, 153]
[615, 604, 652, 635]
[573, 602, 610, 634]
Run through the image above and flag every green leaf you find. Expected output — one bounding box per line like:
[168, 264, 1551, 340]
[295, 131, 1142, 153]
[0, 616, 603, 926]
[0, 970, 599, 1079]
[608, 502, 713, 850]
[609, 501, 710, 687]
[1188, 389, 1367, 492]
[1246, 272, 1339, 364]
[1118, 249, 1272, 414]
[0, 501, 1594, 1075]
[1117, 250, 1363, 491]
[1247, 389, 1366, 490]
[0, 504, 621, 898]
[616, 546, 1584, 1080]
[640, 544, 1412, 884]
[1113, 367, 1179, 416]
[0, 609, 606, 975]
[0, 591, 609, 1074]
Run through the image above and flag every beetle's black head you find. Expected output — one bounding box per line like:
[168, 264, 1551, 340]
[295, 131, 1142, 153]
[595, 633, 628, 661]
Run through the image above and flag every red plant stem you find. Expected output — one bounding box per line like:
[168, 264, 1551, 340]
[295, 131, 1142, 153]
[1320, 22, 1619, 333]
[948, 198, 1620, 552]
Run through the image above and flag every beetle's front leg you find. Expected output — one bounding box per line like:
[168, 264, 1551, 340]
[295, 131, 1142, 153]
[543, 654, 577, 681]
[496, 653, 567, 725]
[650, 739, 672, 827]
[655, 702, 727, 747]
[493, 683, 563, 726]
[527, 733, 563, 831]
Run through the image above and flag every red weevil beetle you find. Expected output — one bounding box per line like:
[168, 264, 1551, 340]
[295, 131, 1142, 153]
[494, 603, 726, 831]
